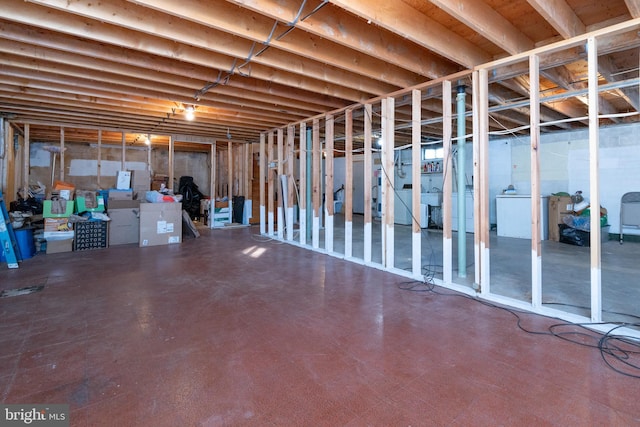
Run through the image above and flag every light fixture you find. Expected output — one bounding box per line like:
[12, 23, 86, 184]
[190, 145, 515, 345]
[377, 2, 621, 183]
[143, 134, 151, 145]
[185, 105, 195, 121]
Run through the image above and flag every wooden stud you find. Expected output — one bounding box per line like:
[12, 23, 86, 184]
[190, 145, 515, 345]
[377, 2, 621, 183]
[121, 131, 126, 172]
[364, 103, 373, 263]
[168, 135, 174, 191]
[97, 129, 102, 188]
[479, 69, 491, 293]
[412, 89, 422, 278]
[267, 132, 274, 235]
[442, 80, 453, 285]
[530, 54, 542, 308]
[277, 128, 284, 239]
[345, 108, 353, 258]
[382, 97, 395, 268]
[312, 118, 320, 249]
[228, 140, 233, 220]
[286, 125, 295, 241]
[325, 114, 335, 253]
[299, 122, 307, 245]
[259, 133, 266, 234]
[588, 36, 602, 322]
[23, 124, 29, 196]
[60, 127, 65, 182]
[214, 142, 218, 228]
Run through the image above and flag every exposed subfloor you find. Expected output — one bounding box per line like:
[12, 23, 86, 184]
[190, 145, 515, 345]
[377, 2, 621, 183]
[1, 226, 639, 426]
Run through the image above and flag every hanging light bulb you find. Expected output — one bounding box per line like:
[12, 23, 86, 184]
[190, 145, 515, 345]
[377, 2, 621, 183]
[185, 105, 195, 121]
[144, 134, 151, 145]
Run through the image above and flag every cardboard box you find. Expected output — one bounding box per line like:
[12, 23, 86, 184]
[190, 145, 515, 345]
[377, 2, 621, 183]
[43, 200, 74, 218]
[139, 202, 182, 247]
[46, 238, 73, 254]
[108, 200, 141, 245]
[44, 230, 74, 254]
[131, 170, 150, 194]
[108, 189, 134, 201]
[116, 170, 132, 190]
[75, 190, 105, 213]
[74, 220, 108, 251]
[44, 217, 72, 232]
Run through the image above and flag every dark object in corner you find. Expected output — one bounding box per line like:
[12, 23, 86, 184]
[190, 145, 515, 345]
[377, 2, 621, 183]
[178, 176, 204, 220]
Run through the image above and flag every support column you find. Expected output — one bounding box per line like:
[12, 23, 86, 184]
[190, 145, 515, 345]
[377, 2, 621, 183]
[267, 132, 275, 235]
[60, 127, 65, 182]
[381, 98, 395, 269]
[299, 123, 307, 245]
[121, 131, 126, 171]
[530, 54, 543, 308]
[168, 136, 174, 191]
[345, 109, 354, 258]
[478, 69, 491, 294]
[277, 129, 284, 239]
[325, 114, 335, 253]
[364, 104, 373, 263]
[259, 134, 266, 234]
[456, 85, 467, 278]
[306, 125, 313, 242]
[23, 124, 29, 197]
[312, 118, 321, 249]
[286, 125, 295, 242]
[97, 130, 102, 188]
[442, 81, 453, 285]
[588, 36, 602, 322]
[411, 89, 422, 278]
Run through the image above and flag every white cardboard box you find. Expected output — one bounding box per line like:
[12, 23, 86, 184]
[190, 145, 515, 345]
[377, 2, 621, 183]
[116, 170, 132, 190]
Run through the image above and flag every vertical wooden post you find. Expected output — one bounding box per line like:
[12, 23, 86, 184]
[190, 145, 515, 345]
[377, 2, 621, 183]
[325, 114, 335, 253]
[286, 125, 295, 241]
[412, 89, 422, 278]
[23, 124, 29, 196]
[214, 141, 218, 228]
[299, 123, 307, 245]
[228, 140, 233, 222]
[267, 132, 275, 235]
[530, 54, 542, 308]
[97, 129, 102, 188]
[121, 131, 126, 172]
[259, 134, 266, 234]
[478, 69, 491, 294]
[345, 109, 354, 258]
[168, 135, 174, 191]
[588, 36, 602, 322]
[60, 127, 65, 181]
[442, 80, 453, 285]
[209, 142, 215, 228]
[382, 97, 395, 268]
[364, 104, 373, 263]
[277, 128, 284, 239]
[312, 118, 321, 249]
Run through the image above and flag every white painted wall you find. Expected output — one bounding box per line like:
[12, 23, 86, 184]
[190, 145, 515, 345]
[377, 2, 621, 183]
[498, 122, 640, 234]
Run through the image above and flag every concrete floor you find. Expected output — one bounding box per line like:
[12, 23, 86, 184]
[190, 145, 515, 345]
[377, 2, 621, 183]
[315, 213, 640, 326]
[1, 226, 639, 425]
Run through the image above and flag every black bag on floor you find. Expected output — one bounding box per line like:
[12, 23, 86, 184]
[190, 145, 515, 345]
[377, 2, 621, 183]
[178, 176, 204, 220]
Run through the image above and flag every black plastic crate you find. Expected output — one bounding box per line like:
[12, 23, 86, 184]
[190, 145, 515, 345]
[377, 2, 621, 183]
[74, 220, 109, 251]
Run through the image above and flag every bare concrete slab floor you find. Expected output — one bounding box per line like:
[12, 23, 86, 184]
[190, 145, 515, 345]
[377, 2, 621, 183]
[1, 226, 639, 426]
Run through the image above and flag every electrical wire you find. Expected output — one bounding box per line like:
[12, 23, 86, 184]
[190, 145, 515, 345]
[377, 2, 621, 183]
[396, 275, 640, 379]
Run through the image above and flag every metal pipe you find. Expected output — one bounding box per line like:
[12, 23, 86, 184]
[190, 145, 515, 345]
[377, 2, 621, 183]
[457, 85, 467, 278]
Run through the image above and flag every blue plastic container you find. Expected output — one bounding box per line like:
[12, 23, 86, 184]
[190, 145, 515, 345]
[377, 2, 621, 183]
[15, 228, 36, 259]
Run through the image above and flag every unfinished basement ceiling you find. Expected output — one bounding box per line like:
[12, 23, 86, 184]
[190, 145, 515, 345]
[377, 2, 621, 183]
[1, 0, 639, 145]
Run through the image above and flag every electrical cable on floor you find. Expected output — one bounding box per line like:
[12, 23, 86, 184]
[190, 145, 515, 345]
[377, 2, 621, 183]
[396, 275, 640, 379]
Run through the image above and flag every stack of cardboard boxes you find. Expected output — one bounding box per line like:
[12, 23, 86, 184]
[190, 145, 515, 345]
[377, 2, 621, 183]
[42, 170, 182, 254]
